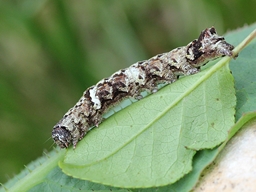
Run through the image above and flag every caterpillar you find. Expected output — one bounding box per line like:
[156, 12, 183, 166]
[52, 27, 235, 149]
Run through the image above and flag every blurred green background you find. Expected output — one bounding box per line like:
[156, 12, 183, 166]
[0, 0, 255, 184]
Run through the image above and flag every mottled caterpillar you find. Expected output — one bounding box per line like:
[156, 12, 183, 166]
[52, 27, 235, 149]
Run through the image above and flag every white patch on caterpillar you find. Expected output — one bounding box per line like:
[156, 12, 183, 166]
[89, 87, 101, 110]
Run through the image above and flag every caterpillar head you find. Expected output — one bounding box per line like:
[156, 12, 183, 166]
[52, 126, 72, 148]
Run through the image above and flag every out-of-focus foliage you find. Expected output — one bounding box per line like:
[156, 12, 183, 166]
[0, 0, 255, 183]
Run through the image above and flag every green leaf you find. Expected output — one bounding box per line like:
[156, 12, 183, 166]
[164, 112, 256, 192]
[227, 27, 256, 119]
[132, 112, 256, 192]
[28, 167, 132, 192]
[60, 56, 236, 188]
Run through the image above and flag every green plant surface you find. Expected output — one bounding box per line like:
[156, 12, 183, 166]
[27, 167, 132, 192]
[226, 27, 256, 120]
[60, 58, 235, 188]
[167, 111, 256, 192]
